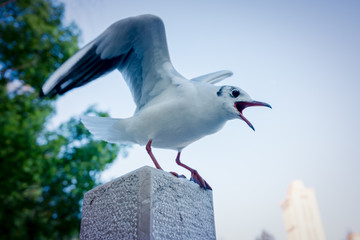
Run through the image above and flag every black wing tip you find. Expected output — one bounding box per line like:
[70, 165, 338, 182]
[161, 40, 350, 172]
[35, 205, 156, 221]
[39, 88, 46, 98]
[39, 87, 60, 99]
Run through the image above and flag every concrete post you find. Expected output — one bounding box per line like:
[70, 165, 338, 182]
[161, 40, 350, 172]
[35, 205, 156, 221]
[80, 166, 216, 240]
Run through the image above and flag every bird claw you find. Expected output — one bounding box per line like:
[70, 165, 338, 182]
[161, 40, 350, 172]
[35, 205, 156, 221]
[170, 171, 211, 190]
[190, 170, 212, 190]
[170, 171, 186, 179]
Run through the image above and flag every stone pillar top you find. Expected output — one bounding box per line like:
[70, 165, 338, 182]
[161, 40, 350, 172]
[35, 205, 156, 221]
[80, 166, 216, 240]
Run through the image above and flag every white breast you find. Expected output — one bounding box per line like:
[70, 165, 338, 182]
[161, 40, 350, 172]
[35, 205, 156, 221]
[125, 82, 227, 150]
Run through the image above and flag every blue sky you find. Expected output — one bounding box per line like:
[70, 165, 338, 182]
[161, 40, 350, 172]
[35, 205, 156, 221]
[55, 1, 360, 239]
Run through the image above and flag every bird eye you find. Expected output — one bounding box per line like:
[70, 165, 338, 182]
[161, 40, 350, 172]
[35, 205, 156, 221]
[231, 89, 240, 98]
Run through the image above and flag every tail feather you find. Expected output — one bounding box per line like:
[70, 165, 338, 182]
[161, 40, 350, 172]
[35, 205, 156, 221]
[81, 116, 130, 143]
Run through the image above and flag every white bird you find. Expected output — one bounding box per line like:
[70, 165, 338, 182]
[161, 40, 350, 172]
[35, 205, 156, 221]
[41, 14, 271, 190]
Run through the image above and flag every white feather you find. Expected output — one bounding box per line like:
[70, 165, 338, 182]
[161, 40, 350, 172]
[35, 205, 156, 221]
[81, 116, 131, 144]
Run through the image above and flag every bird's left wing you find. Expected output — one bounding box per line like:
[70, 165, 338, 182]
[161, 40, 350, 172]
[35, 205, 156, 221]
[41, 15, 183, 109]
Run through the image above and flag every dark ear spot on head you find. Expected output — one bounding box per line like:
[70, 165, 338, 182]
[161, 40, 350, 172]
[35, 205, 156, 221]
[217, 86, 225, 96]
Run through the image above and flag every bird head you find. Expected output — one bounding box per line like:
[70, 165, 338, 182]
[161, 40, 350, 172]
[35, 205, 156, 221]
[217, 86, 271, 131]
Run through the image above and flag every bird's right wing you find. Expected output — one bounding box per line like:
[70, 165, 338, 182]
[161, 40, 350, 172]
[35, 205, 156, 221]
[190, 70, 233, 84]
[41, 15, 184, 109]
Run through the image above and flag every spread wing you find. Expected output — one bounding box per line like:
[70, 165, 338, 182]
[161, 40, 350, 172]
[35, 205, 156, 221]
[41, 14, 183, 109]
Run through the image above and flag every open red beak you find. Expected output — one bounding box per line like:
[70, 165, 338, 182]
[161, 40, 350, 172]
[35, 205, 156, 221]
[235, 101, 272, 131]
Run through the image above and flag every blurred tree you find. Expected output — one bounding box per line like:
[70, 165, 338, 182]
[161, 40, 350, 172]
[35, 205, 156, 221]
[0, 0, 122, 239]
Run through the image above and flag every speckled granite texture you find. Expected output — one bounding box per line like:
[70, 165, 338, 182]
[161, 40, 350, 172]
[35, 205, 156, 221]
[80, 166, 216, 240]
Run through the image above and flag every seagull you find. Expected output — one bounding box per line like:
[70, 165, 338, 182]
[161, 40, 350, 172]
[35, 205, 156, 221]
[41, 14, 271, 190]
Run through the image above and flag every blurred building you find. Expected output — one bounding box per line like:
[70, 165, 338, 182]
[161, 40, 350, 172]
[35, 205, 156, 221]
[256, 230, 275, 240]
[281, 180, 326, 240]
[348, 232, 360, 240]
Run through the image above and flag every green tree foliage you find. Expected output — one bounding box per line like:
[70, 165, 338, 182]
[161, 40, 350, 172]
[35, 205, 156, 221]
[0, 0, 79, 90]
[0, 0, 122, 239]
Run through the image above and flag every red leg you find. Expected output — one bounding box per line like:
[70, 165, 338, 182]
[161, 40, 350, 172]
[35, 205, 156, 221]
[146, 140, 163, 170]
[175, 152, 212, 190]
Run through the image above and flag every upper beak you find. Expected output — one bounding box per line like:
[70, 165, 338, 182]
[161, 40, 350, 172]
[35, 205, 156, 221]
[235, 100, 272, 131]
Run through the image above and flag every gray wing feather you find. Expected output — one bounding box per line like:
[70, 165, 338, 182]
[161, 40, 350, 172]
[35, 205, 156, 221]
[41, 14, 180, 108]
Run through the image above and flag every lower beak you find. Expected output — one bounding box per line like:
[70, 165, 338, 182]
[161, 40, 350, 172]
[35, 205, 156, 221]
[235, 101, 272, 131]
